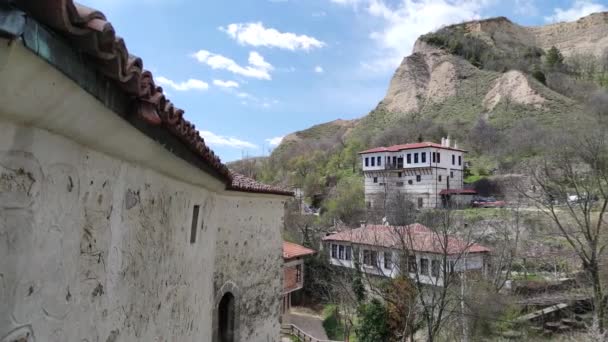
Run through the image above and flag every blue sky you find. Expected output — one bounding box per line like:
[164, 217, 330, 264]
[81, 0, 608, 162]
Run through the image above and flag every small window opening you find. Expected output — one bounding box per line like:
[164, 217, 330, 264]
[190, 205, 200, 244]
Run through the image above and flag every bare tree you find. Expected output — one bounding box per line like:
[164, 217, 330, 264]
[519, 108, 608, 332]
[353, 206, 489, 342]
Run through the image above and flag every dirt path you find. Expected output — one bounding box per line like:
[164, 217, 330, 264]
[283, 307, 329, 340]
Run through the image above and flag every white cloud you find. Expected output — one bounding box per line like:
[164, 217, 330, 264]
[220, 22, 326, 51]
[265, 136, 284, 146]
[199, 130, 258, 149]
[544, 0, 606, 23]
[333, 0, 490, 71]
[156, 76, 209, 91]
[314, 65, 324, 73]
[192, 50, 274, 80]
[213, 80, 240, 88]
[365, 0, 488, 71]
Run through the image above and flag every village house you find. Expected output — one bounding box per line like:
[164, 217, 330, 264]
[322, 224, 490, 287]
[282, 242, 316, 314]
[360, 138, 476, 209]
[0, 2, 292, 342]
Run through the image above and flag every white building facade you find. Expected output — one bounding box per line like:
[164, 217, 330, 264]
[322, 224, 490, 287]
[360, 138, 466, 209]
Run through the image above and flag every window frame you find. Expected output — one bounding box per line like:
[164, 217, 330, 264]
[407, 153, 412, 164]
[363, 250, 378, 267]
[452, 154, 455, 165]
[338, 245, 345, 260]
[421, 152, 426, 163]
[384, 251, 392, 269]
[416, 175, 421, 182]
[331, 244, 338, 259]
[365, 157, 369, 167]
[371, 157, 375, 167]
[345, 246, 352, 261]
[431, 259, 440, 278]
[420, 258, 429, 275]
[408, 255, 417, 273]
[296, 264, 302, 283]
[414, 153, 419, 163]
[377, 156, 381, 166]
[458, 155, 462, 166]
[373, 177, 378, 183]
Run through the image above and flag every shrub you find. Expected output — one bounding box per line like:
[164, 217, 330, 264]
[323, 305, 345, 340]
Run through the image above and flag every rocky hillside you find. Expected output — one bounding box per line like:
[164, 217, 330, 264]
[266, 12, 608, 188]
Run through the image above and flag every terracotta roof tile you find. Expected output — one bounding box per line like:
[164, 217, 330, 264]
[322, 223, 490, 255]
[17, 0, 230, 180]
[229, 172, 293, 196]
[360, 142, 467, 154]
[283, 241, 316, 260]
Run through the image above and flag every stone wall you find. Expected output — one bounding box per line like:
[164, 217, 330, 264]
[0, 120, 285, 342]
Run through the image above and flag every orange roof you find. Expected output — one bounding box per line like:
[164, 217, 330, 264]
[360, 142, 466, 154]
[283, 241, 316, 260]
[322, 223, 490, 255]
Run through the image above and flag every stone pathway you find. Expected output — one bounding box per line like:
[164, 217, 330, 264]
[283, 307, 329, 340]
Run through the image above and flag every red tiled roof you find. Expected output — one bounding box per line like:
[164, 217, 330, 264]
[439, 189, 478, 195]
[322, 223, 490, 255]
[16, 1, 289, 196]
[283, 241, 316, 260]
[229, 172, 293, 196]
[360, 142, 467, 154]
[17, 0, 231, 180]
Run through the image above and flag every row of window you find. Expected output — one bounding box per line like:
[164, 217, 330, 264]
[331, 245, 456, 278]
[364, 156, 383, 167]
[373, 173, 455, 184]
[364, 152, 462, 167]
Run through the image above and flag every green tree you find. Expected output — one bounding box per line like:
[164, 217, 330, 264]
[323, 176, 365, 225]
[545, 46, 564, 69]
[356, 299, 390, 342]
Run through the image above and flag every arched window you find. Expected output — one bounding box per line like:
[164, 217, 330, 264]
[218, 292, 235, 342]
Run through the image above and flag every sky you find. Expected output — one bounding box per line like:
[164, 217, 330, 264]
[80, 0, 608, 162]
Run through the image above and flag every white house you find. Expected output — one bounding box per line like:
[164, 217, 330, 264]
[322, 224, 490, 287]
[360, 138, 472, 209]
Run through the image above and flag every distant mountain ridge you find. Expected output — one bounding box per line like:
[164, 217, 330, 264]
[267, 12, 608, 186]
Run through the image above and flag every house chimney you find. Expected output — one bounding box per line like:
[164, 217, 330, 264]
[453, 139, 458, 149]
[441, 137, 446, 146]
[446, 136, 451, 148]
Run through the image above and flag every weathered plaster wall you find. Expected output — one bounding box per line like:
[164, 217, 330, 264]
[213, 194, 285, 342]
[0, 119, 285, 341]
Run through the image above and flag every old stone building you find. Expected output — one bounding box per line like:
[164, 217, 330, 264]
[0, 2, 291, 341]
[360, 138, 468, 210]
